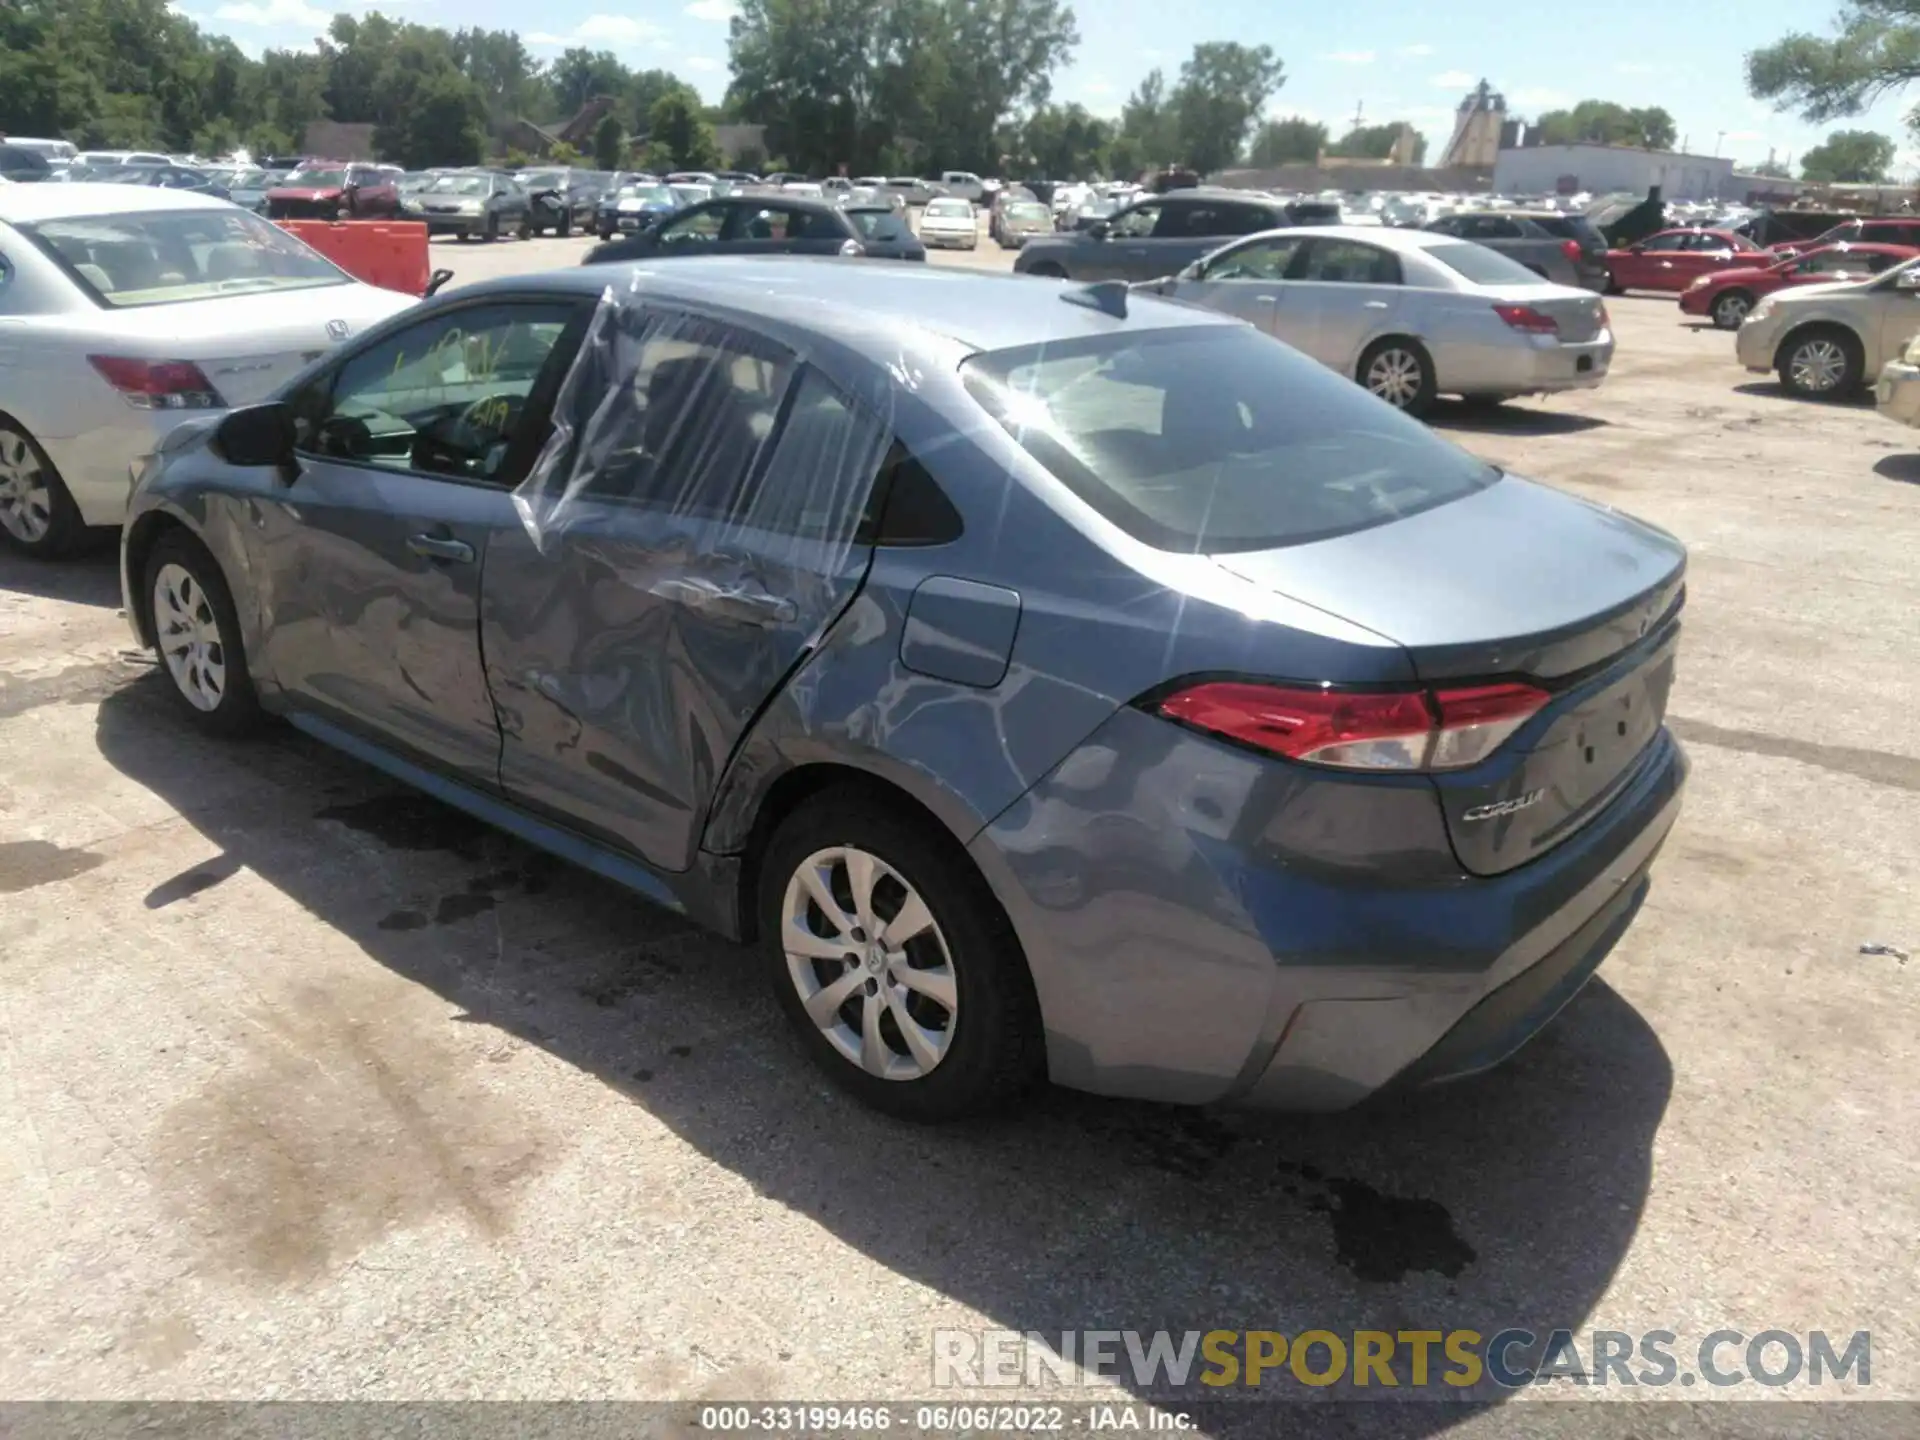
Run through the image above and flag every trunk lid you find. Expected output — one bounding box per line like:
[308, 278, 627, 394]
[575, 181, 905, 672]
[63, 284, 415, 405]
[1213, 476, 1686, 874]
[1479, 281, 1608, 341]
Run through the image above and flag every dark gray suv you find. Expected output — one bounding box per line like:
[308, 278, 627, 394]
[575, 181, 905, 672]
[1013, 189, 1302, 283]
[1424, 210, 1611, 292]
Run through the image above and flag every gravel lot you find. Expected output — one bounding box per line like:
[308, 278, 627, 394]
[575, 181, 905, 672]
[2, 229, 1916, 1428]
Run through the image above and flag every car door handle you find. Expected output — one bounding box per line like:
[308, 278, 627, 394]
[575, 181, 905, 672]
[650, 575, 798, 625]
[407, 533, 474, 563]
[1364, 300, 1390, 309]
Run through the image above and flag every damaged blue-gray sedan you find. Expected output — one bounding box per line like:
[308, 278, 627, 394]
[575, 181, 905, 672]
[119, 257, 1688, 1121]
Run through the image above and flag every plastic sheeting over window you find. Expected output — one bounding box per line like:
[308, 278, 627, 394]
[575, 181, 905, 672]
[513, 282, 897, 576]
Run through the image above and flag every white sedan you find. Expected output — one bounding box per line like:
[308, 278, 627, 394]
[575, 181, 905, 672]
[917, 197, 979, 250]
[1146, 224, 1612, 416]
[0, 184, 416, 556]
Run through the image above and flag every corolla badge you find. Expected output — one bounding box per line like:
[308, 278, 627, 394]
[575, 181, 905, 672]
[326, 319, 351, 341]
[1462, 790, 1545, 823]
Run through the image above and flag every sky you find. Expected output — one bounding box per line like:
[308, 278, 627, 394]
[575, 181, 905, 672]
[182, 0, 1920, 176]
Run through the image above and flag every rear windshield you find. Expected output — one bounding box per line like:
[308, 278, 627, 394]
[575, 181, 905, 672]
[284, 167, 346, 187]
[925, 199, 973, 218]
[1426, 241, 1550, 287]
[21, 208, 347, 309]
[844, 208, 910, 241]
[962, 326, 1497, 553]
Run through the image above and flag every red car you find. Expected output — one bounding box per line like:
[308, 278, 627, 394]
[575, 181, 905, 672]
[1605, 228, 1766, 293]
[1767, 216, 1920, 260]
[1679, 242, 1919, 329]
[265, 161, 401, 222]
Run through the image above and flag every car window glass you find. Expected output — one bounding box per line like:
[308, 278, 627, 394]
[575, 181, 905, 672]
[1297, 239, 1400, 284]
[658, 205, 727, 245]
[1639, 233, 1686, 252]
[300, 302, 575, 484]
[734, 369, 890, 543]
[1867, 252, 1905, 273]
[731, 206, 796, 241]
[1158, 205, 1234, 239]
[1206, 235, 1304, 280]
[1108, 203, 1160, 238]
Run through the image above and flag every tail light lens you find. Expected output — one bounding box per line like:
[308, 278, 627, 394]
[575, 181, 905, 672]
[88, 356, 225, 410]
[1493, 303, 1560, 336]
[1560, 238, 1582, 263]
[1154, 680, 1550, 772]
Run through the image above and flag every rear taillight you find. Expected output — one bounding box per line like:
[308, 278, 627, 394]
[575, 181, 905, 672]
[1154, 680, 1550, 772]
[1560, 238, 1582, 263]
[1493, 303, 1560, 336]
[88, 356, 225, 410]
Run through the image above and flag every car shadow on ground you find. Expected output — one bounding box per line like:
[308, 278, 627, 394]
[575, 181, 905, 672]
[1872, 453, 1920, 485]
[1731, 381, 1874, 409]
[93, 676, 1671, 1426]
[0, 541, 122, 608]
[1428, 403, 1609, 436]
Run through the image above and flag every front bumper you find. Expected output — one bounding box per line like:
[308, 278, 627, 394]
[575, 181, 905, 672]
[1736, 317, 1783, 372]
[921, 230, 978, 249]
[1875, 358, 1920, 426]
[968, 707, 1686, 1110]
[417, 214, 484, 236]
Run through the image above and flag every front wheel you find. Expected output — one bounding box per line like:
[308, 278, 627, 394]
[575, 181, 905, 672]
[556, 214, 572, 238]
[0, 420, 84, 558]
[1025, 261, 1067, 278]
[1711, 290, 1754, 330]
[144, 531, 263, 736]
[759, 790, 1044, 1121]
[1357, 337, 1438, 416]
[1778, 326, 1863, 399]
[483, 213, 499, 243]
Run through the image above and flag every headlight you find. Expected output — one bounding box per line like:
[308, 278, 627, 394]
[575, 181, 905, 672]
[1749, 298, 1776, 324]
[459, 200, 482, 214]
[1687, 275, 1710, 289]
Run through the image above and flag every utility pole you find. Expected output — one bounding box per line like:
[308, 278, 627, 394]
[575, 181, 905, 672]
[1715, 130, 1726, 156]
[1350, 100, 1364, 135]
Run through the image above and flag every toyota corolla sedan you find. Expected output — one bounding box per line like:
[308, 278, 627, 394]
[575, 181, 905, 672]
[119, 258, 1686, 1121]
[0, 184, 417, 556]
[1145, 226, 1612, 415]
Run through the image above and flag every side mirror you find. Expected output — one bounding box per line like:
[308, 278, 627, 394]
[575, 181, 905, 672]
[212, 402, 295, 470]
[425, 268, 454, 296]
[1629, 243, 1645, 254]
[1898, 269, 1920, 291]
[1088, 219, 1110, 240]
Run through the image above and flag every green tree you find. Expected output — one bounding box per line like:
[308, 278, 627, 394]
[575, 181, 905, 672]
[593, 111, 626, 169]
[1022, 101, 1111, 177]
[1534, 99, 1676, 150]
[374, 64, 486, 169]
[1800, 128, 1896, 182]
[1170, 42, 1284, 176]
[1246, 115, 1327, 166]
[1110, 67, 1176, 176]
[1326, 121, 1426, 164]
[550, 47, 633, 118]
[1748, 1, 1920, 126]
[647, 86, 722, 170]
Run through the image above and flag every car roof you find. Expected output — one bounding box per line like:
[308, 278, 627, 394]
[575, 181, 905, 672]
[0, 182, 233, 223]
[1260, 224, 1488, 255]
[463, 255, 1241, 354]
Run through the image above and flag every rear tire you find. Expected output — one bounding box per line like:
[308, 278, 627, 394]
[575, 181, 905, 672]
[757, 788, 1044, 1121]
[0, 419, 84, 559]
[1710, 289, 1754, 330]
[143, 530, 263, 737]
[1357, 337, 1438, 417]
[1777, 325, 1863, 399]
[1605, 271, 1624, 295]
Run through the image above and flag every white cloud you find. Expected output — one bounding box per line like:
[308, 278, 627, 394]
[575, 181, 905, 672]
[1398, 43, 1434, 57]
[685, 0, 737, 18]
[527, 14, 667, 50]
[1430, 70, 1475, 89]
[684, 55, 722, 72]
[213, 0, 327, 24]
[1325, 50, 1376, 64]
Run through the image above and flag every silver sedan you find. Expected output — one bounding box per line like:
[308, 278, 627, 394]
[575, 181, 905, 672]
[1144, 225, 1613, 415]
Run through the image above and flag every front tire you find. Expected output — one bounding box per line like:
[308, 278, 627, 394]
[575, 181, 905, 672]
[1357, 337, 1438, 417]
[1777, 325, 1863, 399]
[0, 419, 84, 558]
[557, 213, 572, 238]
[758, 789, 1044, 1121]
[144, 531, 263, 736]
[1025, 261, 1067, 278]
[483, 213, 499, 243]
[1711, 289, 1754, 330]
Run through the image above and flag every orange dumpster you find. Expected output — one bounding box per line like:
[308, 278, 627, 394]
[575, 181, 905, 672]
[274, 219, 430, 297]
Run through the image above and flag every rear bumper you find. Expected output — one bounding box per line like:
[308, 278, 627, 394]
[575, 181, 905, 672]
[39, 409, 214, 528]
[1574, 261, 1610, 292]
[968, 710, 1686, 1110]
[1448, 331, 1614, 397]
